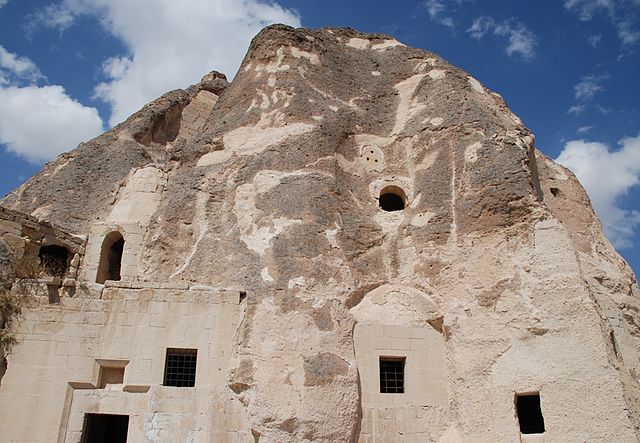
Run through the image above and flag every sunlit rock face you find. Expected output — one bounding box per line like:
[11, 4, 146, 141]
[2, 25, 639, 442]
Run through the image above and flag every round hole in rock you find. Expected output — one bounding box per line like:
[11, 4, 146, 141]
[379, 186, 407, 212]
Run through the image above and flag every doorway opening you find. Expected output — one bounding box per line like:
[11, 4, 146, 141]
[81, 413, 129, 443]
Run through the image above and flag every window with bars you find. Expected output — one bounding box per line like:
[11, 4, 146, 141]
[379, 356, 405, 394]
[163, 348, 197, 387]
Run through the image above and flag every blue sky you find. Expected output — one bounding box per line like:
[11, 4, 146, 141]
[0, 0, 639, 276]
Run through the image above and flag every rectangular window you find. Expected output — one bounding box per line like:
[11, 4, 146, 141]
[379, 356, 405, 394]
[516, 393, 545, 434]
[163, 348, 197, 387]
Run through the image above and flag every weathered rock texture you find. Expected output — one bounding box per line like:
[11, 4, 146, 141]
[1, 25, 639, 442]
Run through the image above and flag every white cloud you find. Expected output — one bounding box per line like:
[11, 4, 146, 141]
[567, 74, 606, 114]
[0, 45, 43, 85]
[0, 0, 8, 9]
[574, 74, 606, 100]
[467, 16, 536, 59]
[25, 3, 76, 36]
[467, 16, 494, 39]
[565, 0, 640, 46]
[564, 0, 616, 20]
[577, 125, 593, 133]
[568, 104, 586, 114]
[0, 85, 103, 163]
[424, 0, 455, 28]
[0, 47, 103, 163]
[34, 0, 301, 126]
[555, 135, 640, 248]
[617, 20, 640, 44]
[101, 56, 131, 81]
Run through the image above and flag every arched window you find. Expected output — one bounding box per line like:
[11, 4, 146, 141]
[96, 232, 125, 284]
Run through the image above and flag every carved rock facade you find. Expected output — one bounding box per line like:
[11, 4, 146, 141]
[0, 25, 639, 442]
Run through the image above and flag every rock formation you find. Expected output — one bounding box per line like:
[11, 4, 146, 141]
[1, 25, 639, 442]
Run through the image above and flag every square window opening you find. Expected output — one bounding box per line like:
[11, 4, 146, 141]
[379, 356, 405, 394]
[163, 348, 197, 387]
[516, 393, 545, 434]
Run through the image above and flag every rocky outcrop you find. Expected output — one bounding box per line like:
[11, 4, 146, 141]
[2, 25, 639, 441]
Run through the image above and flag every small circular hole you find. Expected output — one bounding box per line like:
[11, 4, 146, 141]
[379, 185, 407, 212]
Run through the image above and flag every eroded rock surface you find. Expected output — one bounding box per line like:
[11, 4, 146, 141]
[2, 25, 639, 442]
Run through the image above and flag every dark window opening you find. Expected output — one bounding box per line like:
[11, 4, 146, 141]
[379, 356, 405, 394]
[96, 232, 125, 284]
[163, 348, 197, 387]
[39, 245, 69, 277]
[81, 413, 129, 443]
[516, 393, 545, 434]
[549, 187, 561, 197]
[379, 185, 407, 212]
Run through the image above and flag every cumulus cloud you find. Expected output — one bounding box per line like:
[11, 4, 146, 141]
[467, 16, 537, 59]
[555, 135, 640, 248]
[0, 85, 103, 162]
[32, 0, 301, 126]
[0, 47, 103, 163]
[0, 0, 8, 8]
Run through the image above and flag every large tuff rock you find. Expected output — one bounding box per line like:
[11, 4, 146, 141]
[3, 25, 640, 441]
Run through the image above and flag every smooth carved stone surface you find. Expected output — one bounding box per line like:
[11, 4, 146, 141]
[1, 25, 639, 442]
